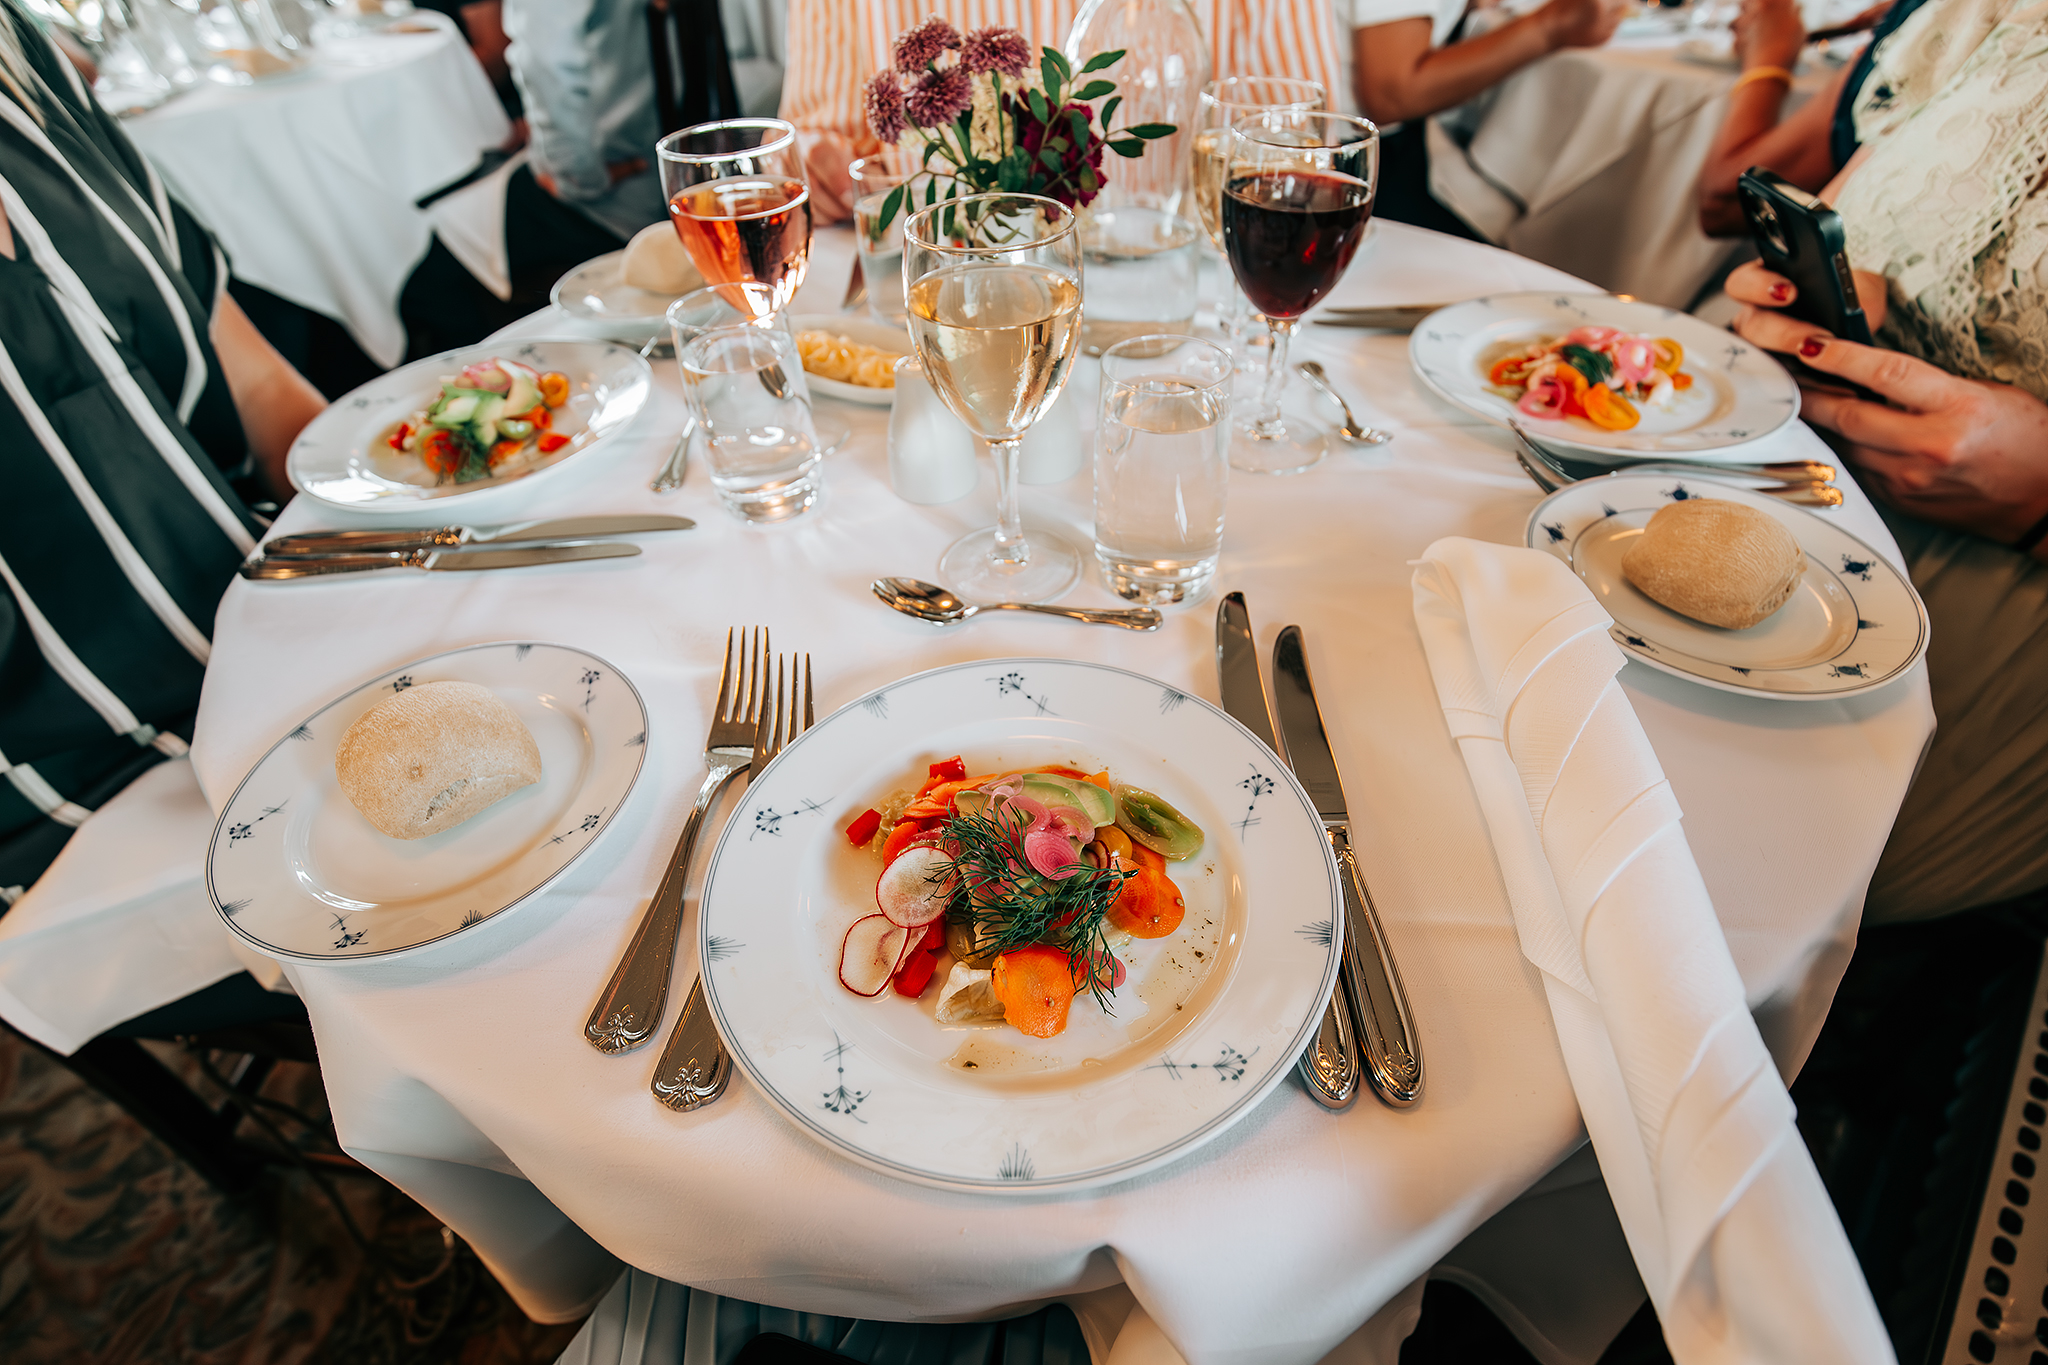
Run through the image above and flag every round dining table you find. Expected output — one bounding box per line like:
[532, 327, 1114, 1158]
[188, 220, 1934, 1365]
[1426, 20, 1843, 309]
[122, 12, 509, 367]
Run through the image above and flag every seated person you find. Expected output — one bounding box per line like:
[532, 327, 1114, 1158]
[1695, 0, 1925, 237]
[1348, 0, 1627, 237]
[778, 0, 1351, 223]
[1721, 0, 2048, 923]
[0, 5, 325, 1012]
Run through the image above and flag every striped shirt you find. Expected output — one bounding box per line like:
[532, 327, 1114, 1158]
[779, 0, 1350, 145]
[0, 2, 260, 902]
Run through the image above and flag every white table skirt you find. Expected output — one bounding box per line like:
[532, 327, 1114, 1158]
[185, 223, 1933, 1363]
[123, 12, 509, 366]
[1429, 35, 1833, 309]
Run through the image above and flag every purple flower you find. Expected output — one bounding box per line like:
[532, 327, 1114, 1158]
[892, 17, 962, 73]
[864, 70, 908, 143]
[905, 66, 974, 129]
[959, 26, 1030, 78]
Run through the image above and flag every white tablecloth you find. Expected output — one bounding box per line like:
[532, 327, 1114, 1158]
[184, 223, 1933, 1363]
[123, 13, 509, 366]
[1429, 33, 1834, 309]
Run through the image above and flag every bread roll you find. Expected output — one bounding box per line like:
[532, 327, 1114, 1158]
[621, 223, 704, 296]
[335, 681, 542, 840]
[1621, 498, 1805, 630]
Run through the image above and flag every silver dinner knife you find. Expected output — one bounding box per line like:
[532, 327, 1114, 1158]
[1216, 593, 1361, 1112]
[1270, 625, 1424, 1109]
[261, 514, 694, 558]
[240, 542, 642, 579]
[1311, 304, 1445, 331]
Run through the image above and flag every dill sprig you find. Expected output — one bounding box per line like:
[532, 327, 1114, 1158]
[938, 807, 1134, 1011]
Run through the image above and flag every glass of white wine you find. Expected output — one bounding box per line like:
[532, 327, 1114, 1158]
[904, 193, 1085, 604]
[1192, 77, 1324, 343]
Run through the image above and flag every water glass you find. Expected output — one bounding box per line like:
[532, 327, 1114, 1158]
[679, 324, 822, 522]
[1093, 336, 1232, 605]
[849, 156, 944, 325]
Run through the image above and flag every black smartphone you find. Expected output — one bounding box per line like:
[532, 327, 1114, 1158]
[1737, 169, 1873, 396]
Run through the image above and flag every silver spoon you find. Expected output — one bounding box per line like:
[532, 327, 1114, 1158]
[873, 577, 1163, 631]
[1294, 360, 1393, 446]
[650, 427, 692, 494]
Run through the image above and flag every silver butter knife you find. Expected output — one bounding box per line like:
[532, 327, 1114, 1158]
[1216, 592, 1361, 1112]
[1271, 626, 1424, 1109]
[239, 542, 641, 579]
[261, 514, 695, 558]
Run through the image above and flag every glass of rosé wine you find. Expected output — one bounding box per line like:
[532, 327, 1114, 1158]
[657, 118, 812, 322]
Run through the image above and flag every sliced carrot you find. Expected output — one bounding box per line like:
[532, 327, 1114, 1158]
[1086, 769, 1113, 791]
[1671, 372, 1693, 390]
[1580, 385, 1640, 431]
[538, 372, 570, 407]
[879, 819, 935, 867]
[1107, 844, 1184, 939]
[991, 945, 1077, 1038]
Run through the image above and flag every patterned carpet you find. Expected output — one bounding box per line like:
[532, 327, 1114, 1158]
[0, 1029, 583, 1365]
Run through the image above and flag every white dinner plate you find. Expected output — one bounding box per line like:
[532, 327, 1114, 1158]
[551, 249, 684, 339]
[699, 658, 1343, 1193]
[1526, 474, 1928, 699]
[1409, 292, 1800, 457]
[208, 642, 649, 962]
[288, 340, 652, 513]
[787, 312, 910, 407]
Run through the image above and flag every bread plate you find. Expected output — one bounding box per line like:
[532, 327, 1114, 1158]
[551, 249, 683, 340]
[787, 312, 911, 407]
[208, 642, 648, 963]
[1410, 292, 1800, 458]
[1526, 473, 1928, 699]
[697, 657, 1342, 1193]
[288, 340, 651, 514]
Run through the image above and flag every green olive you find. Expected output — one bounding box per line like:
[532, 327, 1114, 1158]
[1113, 785, 1204, 860]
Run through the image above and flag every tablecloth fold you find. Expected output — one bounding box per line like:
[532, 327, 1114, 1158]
[1410, 537, 1893, 1364]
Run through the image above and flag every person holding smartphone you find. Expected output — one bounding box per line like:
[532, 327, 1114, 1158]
[1723, 0, 2048, 926]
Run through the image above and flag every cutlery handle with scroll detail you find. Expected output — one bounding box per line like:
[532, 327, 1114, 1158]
[585, 759, 747, 1053]
[651, 976, 732, 1110]
[1329, 825, 1423, 1108]
[241, 550, 432, 577]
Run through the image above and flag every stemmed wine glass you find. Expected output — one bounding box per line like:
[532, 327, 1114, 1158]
[903, 194, 1085, 604]
[1191, 77, 1325, 344]
[657, 118, 813, 320]
[1221, 110, 1379, 474]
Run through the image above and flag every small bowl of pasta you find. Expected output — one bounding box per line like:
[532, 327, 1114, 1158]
[788, 313, 912, 407]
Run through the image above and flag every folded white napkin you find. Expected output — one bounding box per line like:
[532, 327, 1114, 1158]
[1411, 538, 1893, 1364]
[0, 758, 285, 1053]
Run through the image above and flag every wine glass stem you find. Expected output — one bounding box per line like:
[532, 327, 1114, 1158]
[988, 436, 1029, 567]
[1251, 316, 1296, 439]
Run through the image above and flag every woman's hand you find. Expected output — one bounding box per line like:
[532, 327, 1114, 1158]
[1728, 263, 2048, 550]
[1733, 0, 1805, 71]
[1538, 0, 1628, 50]
[803, 133, 857, 226]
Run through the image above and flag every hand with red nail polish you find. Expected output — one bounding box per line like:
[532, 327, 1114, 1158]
[1799, 335, 1828, 358]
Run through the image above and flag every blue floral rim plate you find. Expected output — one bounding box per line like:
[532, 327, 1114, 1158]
[1526, 474, 1929, 699]
[287, 339, 652, 514]
[207, 642, 649, 962]
[697, 658, 1344, 1194]
[1408, 292, 1800, 457]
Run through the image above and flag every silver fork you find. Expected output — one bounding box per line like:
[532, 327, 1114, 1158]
[585, 627, 766, 1054]
[652, 652, 814, 1110]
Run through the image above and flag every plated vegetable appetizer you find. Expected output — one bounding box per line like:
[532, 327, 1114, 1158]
[1484, 328, 1694, 431]
[381, 358, 574, 485]
[837, 758, 1203, 1040]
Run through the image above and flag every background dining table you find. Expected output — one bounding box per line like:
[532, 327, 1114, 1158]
[1426, 17, 1844, 309]
[187, 221, 1935, 1364]
[121, 10, 509, 367]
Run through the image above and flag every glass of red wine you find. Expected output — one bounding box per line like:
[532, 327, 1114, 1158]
[1220, 110, 1379, 474]
[657, 118, 813, 321]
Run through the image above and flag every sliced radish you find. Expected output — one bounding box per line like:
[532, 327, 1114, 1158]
[876, 845, 957, 928]
[840, 913, 910, 997]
